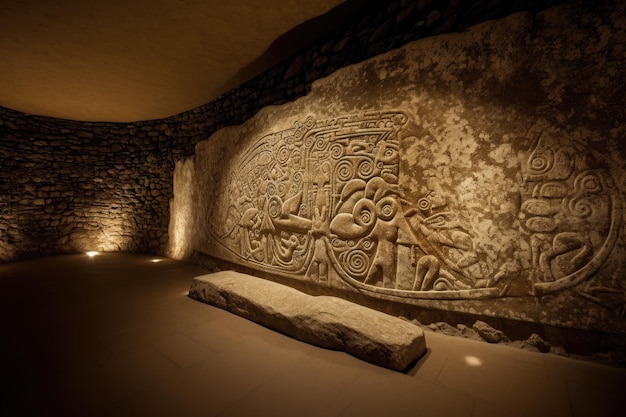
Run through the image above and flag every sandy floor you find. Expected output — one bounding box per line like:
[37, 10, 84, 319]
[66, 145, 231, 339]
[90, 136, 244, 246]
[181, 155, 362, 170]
[0, 252, 624, 416]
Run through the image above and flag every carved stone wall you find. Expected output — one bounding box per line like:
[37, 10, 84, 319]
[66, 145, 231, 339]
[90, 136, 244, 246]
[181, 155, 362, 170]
[0, 0, 561, 264]
[186, 2, 626, 335]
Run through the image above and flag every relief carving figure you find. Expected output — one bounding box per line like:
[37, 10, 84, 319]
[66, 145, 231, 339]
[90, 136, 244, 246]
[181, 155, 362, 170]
[519, 132, 623, 295]
[328, 176, 407, 288]
[185, 2, 626, 338]
[207, 112, 623, 303]
[209, 112, 505, 300]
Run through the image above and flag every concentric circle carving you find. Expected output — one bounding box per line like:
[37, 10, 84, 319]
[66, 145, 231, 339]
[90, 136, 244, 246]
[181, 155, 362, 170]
[344, 250, 369, 276]
[336, 160, 354, 182]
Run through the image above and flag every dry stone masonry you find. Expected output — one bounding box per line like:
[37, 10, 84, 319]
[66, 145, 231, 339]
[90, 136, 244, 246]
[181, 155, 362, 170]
[0, 114, 178, 261]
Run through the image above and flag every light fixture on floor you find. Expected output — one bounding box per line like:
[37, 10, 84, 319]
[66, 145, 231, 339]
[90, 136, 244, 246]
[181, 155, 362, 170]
[86, 251, 99, 257]
[464, 355, 483, 367]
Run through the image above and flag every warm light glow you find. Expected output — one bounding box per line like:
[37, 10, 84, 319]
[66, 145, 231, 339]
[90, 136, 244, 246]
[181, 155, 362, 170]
[86, 251, 99, 257]
[150, 259, 162, 263]
[167, 158, 195, 260]
[464, 355, 483, 367]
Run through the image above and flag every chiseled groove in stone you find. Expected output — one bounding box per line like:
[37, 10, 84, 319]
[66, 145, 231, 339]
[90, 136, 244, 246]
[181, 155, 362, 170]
[188, 271, 426, 371]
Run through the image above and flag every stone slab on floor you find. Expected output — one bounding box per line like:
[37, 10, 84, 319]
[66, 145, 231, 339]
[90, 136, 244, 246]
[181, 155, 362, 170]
[189, 271, 426, 371]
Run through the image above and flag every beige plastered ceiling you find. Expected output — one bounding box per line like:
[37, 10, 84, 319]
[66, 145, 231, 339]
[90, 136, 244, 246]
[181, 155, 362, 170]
[0, 0, 346, 122]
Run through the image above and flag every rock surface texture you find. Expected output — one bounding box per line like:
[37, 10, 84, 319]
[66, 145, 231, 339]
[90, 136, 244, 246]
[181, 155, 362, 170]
[183, 1, 626, 342]
[189, 271, 427, 371]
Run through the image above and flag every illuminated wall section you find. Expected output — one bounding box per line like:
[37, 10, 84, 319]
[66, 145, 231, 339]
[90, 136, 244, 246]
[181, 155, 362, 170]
[184, 5, 626, 336]
[0, 114, 176, 263]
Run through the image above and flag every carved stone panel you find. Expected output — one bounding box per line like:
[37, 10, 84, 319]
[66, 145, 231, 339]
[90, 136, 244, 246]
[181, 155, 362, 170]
[187, 4, 626, 334]
[198, 111, 622, 303]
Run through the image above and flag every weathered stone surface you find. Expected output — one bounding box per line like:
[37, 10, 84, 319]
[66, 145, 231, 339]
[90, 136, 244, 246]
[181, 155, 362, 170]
[456, 324, 481, 341]
[428, 322, 459, 337]
[181, 1, 626, 341]
[473, 320, 509, 344]
[189, 271, 426, 371]
[524, 333, 552, 353]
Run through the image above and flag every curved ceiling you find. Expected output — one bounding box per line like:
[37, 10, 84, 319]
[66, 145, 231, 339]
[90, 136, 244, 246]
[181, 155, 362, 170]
[0, 0, 344, 122]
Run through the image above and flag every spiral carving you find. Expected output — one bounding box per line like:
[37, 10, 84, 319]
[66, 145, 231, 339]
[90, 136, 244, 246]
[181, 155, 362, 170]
[276, 145, 290, 163]
[376, 196, 397, 221]
[310, 137, 324, 150]
[362, 238, 374, 250]
[354, 199, 377, 228]
[418, 198, 431, 211]
[268, 196, 282, 219]
[344, 250, 369, 276]
[358, 159, 374, 178]
[329, 143, 344, 159]
[528, 148, 554, 175]
[568, 197, 594, 218]
[336, 160, 355, 182]
[575, 173, 602, 194]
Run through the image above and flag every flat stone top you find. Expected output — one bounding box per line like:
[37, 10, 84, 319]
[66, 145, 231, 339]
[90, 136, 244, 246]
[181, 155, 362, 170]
[189, 271, 426, 371]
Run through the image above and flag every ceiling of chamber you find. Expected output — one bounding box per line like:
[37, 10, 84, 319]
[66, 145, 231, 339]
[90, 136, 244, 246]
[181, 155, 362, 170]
[0, 0, 346, 122]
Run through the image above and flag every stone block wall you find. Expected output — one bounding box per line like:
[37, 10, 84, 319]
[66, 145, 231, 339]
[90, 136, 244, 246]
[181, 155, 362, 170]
[0, 113, 180, 261]
[0, 0, 566, 263]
